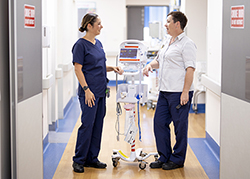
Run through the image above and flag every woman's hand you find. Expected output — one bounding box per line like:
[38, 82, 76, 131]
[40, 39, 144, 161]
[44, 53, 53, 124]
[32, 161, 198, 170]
[180, 92, 189, 106]
[74, 63, 95, 107]
[85, 89, 96, 107]
[113, 66, 124, 75]
[180, 67, 194, 106]
[143, 64, 153, 77]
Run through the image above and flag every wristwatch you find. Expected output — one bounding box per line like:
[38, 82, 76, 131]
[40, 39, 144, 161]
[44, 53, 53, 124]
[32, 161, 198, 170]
[83, 86, 89, 91]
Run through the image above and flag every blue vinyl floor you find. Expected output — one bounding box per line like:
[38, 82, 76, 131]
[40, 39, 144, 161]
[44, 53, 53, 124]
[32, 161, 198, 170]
[188, 138, 220, 179]
[43, 96, 80, 179]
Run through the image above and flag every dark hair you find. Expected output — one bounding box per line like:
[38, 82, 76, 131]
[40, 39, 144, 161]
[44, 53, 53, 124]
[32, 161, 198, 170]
[79, 13, 98, 32]
[167, 11, 188, 30]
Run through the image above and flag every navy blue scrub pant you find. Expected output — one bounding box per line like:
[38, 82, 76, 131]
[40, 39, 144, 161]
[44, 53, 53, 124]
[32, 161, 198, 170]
[154, 91, 193, 166]
[73, 96, 106, 165]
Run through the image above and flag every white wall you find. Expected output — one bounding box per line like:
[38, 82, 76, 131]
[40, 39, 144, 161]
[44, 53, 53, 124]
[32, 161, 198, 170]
[206, 90, 220, 144]
[17, 94, 43, 179]
[183, 0, 207, 104]
[62, 70, 74, 107]
[56, 0, 76, 111]
[207, 2, 222, 84]
[220, 94, 250, 179]
[57, 0, 78, 65]
[205, 0, 222, 145]
[42, 0, 77, 139]
[42, 0, 57, 138]
[185, 0, 207, 63]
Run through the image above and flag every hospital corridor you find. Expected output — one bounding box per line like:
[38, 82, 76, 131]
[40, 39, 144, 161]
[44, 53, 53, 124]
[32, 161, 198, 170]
[1, 0, 250, 179]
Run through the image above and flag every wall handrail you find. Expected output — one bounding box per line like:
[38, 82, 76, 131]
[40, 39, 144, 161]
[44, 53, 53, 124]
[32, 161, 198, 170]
[43, 74, 54, 89]
[58, 62, 73, 72]
[201, 74, 221, 97]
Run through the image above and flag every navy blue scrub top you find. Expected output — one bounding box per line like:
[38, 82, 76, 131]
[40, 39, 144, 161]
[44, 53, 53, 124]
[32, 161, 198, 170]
[72, 38, 107, 98]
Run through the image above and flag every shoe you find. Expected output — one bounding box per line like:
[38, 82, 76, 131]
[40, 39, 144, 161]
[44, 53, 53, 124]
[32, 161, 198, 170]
[87, 161, 107, 169]
[162, 160, 184, 170]
[83, 163, 90, 167]
[149, 160, 164, 168]
[72, 162, 84, 173]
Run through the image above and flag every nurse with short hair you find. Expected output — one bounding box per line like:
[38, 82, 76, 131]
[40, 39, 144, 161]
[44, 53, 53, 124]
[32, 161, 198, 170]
[143, 11, 196, 170]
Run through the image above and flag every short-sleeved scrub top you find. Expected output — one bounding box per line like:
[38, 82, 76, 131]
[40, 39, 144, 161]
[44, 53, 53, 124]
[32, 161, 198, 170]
[72, 38, 107, 98]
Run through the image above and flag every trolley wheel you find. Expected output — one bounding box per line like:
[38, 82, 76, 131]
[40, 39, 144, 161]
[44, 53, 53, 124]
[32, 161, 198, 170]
[147, 100, 152, 110]
[139, 162, 146, 170]
[152, 104, 155, 110]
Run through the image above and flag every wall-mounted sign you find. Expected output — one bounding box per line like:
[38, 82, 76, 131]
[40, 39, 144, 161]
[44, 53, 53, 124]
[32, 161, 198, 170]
[24, 4, 35, 28]
[231, 5, 244, 29]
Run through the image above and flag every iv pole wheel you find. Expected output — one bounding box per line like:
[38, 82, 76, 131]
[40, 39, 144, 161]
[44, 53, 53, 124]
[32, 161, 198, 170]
[140, 151, 147, 157]
[139, 162, 146, 170]
[154, 154, 159, 161]
[112, 158, 119, 167]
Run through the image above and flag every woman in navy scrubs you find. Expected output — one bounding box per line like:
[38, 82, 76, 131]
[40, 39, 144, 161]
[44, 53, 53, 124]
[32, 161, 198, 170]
[143, 11, 196, 170]
[72, 13, 123, 173]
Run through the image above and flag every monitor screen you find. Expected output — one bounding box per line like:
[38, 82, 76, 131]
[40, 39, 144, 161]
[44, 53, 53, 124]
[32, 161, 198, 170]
[120, 48, 137, 58]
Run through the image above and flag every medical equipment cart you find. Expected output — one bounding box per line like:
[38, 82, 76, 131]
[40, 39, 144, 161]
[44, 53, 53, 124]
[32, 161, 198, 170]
[111, 40, 158, 170]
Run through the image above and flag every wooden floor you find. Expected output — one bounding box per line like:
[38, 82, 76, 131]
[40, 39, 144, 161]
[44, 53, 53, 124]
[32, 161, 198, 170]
[53, 87, 208, 179]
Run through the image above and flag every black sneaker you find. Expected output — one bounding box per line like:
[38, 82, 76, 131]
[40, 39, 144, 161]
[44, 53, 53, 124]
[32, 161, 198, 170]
[149, 160, 164, 168]
[162, 160, 184, 170]
[72, 162, 84, 173]
[87, 161, 107, 169]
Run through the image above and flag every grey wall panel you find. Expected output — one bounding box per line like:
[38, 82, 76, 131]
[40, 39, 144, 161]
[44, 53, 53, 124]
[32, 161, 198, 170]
[16, 0, 42, 103]
[221, 1, 250, 179]
[222, 0, 250, 103]
[0, 0, 11, 178]
[127, 6, 144, 40]
[9, 0, 43, 178]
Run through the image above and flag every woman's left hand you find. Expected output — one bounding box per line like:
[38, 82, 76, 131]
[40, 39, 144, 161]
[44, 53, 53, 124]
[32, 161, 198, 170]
[113, 66, 124, 75]
[180, 92, 189, 106]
